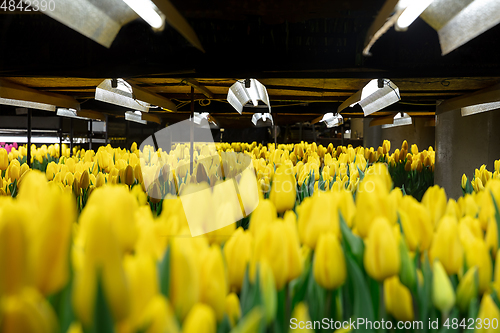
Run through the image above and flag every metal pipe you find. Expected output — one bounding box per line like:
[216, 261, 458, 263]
[27, 109, 32, 167]
[59, 117, 63, 158]
[190, 86, 194, 174]
[70, 118, 74, 156]
[341, 124, 345, 146]
[312, 123, 317, 143]
[88, 120, 92, 150]
[105, 115, 108, 145]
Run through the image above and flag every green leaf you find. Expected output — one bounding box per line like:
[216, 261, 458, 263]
[290, 257, 311, 312]
[345, 253, 375, 333]
[158, 245, 171, 299]
[217, 314, 232, 333]
[417, 253, 433, 333]
[339, 213, 364, 268]
[85, 272, 115, 333]
[490, 191, 500, 251]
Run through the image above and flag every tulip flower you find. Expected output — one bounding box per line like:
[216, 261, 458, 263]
[225, 293, 241, 328]
[249, 200, 276, 237]
[182, 303, 216, 333]
[456, 267, 478, 313]
[199, 245, 228, 321]
[384, 276, 414, 322]
[72, 209, 130, 327]
[137, 295, 180, 333]
[429, 215, 463, 275]
[421, 185, 447, 227]
[432, 260, 455, 316]
[282, 211, 303, 282]
[269, 164, 296, 213]
[0, 148, 8, 170]
[363, 217, 400, 281]
[313, 233, 346, 290]
[9, 159, 20, 181]
[398, 196, 433, 252]
[289, 302, 314, 333]
[297, 192, 341, 249]
[476, 294, 500, 333]
[252, 222, 288, 290]
[0, 287, 58, 333]
[258, 260, 277, 324]
[0, 199, 29, 295]
[463, 237, 492, 294]
[223, 227, 253, 292]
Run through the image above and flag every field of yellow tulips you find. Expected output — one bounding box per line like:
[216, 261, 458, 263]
[462, 160, 500, 194]
[7, 140, 500, 333]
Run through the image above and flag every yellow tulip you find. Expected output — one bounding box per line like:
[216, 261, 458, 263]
[398, 196, 433, 252]
[199, 245, 228, 321]
[0, 199, 28, 295]
[9, 159, 20, 181]
[258, 260, 277, 324]
[384, 276, 414, 322]
[0, 148, 8, 170]
[283, 211, 303, 282]
[297, 191, 341, 248]
[252, 222, 288, 290]
[462, 174, 468, 190]
[225, 293, 241, 328]
[137, 295, 180, 333]
[463, 238, 492, 294]
[411, 144, 419, 155]
[270, 164, 296, 213]
[313, 233, 346, 290]
[432, 260, 455, 315]
[421, 185, 447, 227]
[224, 227, 253, 292]
[429, 215, 463, 275]
[289, 302, 314, 333]
[456, 267, 478, 313]
[354, 177, 396, 238]
[169, 238, 200, 320]
[363, 217, 400, 281]
[249, 200, 276, 237]
[72, 211, 130, 327]
[182, 303, 216, 333]
[0, 287, 57, 333]
[475, 294, 500, 333]
[123, 254, 158, 328]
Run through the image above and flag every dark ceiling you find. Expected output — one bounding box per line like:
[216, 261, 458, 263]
[1, 0, 500, 127]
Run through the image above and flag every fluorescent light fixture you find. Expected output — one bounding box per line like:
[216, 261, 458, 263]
[125, 111, 147, 124]
[319, 113, 344, 128]
[396, 0, 434, 29]
[227, 79, 271, 114]
[338, 79, 400, 116]
[421, 0, 500, 55]
[57, 108, 90, 120]
[0, 97, 56, 112]
[95, 79, 177, 112]
[382, 112, 412, 128]
[251, 113, 273, 127]
[0, 135, 61, 144]
[122, 0, 165, 29]
[461, 101, 500, 117]
[191, 112, 218, 128]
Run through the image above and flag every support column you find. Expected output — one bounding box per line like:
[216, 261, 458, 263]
[70, 119, 74, 157]
[88, 120, 93, 151]
[59, 117, 63, 159]
[27, 109, 32, 167]
[435, 109, 500, 199]
[190, 86, 194, 174]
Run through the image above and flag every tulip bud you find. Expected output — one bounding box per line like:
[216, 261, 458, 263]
[224, 227, 253, 292]
[0, 287, 57, 333]
[363, 217, 400, 281]
[399, 238, 417, 292]
[283, 211, 303, 282]
[422, 185, 447, 227]
[199, 245, 228, 321]
[137, 295, 180, 333]
[249, 200, 276, 237]
[252, 223, 288, 290]
[313, 233, 346, 290]
[124, 164, 135, 186]
[384, 276, 414, 322]
[432, 260, 455, 316]
[476, 294, 500, 333]
[0, 148, 9, 170]
[80, 170, 90, 189]
[170, 238, 200, 320]
[289, 303, 314, 333]
[9, 159, 20, 181]
[456, 267, 478, 313]
[225, 293, 241, 328]
[429, 215, 463, 275]
[182, 303, 217, 333]
[463, 238, 492, 294]
[270, 164, 296, 213]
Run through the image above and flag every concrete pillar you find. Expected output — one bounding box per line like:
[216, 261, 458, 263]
[435, 109, 500, 199]
[381, 118, 435, 153]
[363, 118, 382, 148]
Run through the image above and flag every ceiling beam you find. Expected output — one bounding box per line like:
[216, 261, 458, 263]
[436, 83, 500, 114]
[180, 78, 214, 99]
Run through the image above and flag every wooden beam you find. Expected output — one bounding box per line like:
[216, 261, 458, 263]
[181, 78, 214, 99]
